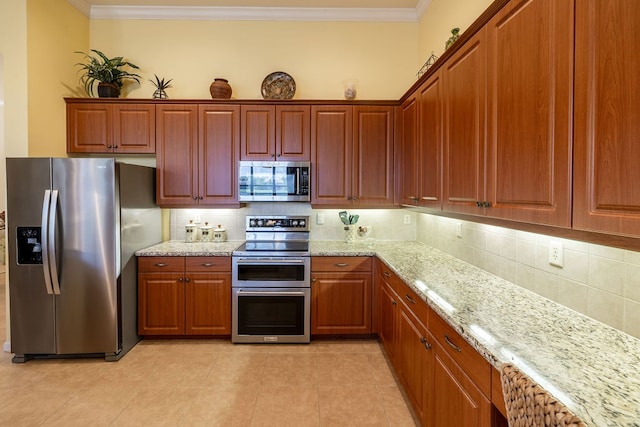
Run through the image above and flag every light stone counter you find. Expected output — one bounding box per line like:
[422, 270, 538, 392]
[313, 240, 640, 426]
[135, 240, 244, 257]
[138, 239, 640, 425]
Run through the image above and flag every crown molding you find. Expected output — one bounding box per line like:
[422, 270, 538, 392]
[66, 0, 91, 16]
[415, 0, 432, 20]
[80, 5, 419, 22]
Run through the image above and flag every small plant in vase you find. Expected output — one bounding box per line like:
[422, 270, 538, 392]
[150, 74, 173, 99]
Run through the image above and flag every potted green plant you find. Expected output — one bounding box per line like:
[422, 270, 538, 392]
[75, 49, 141, 98]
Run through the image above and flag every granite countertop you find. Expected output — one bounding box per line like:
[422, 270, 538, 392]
[137, 239, 640, 425]
[135, 240, 244, 256]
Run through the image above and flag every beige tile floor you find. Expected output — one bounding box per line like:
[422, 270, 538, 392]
[0, 271, 418, 426]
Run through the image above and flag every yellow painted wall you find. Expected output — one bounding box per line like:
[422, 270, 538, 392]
[0, 0, 29, 158]
[89, 20, 419, 100]
[27, 0, 89, 157]
[417, 0, 493, 66]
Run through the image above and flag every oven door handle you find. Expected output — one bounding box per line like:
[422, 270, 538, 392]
[235, 258, 306, 264]
[236, 290, 307, 296]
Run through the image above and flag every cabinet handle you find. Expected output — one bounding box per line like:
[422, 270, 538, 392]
[383, 271, 391, 278]
[113, 145, 118, 149]
[420, 336, 432, 350]
[444, 334, 462, 353]
[405, 294, 415, 304]
[201, 263, 215, 267]
[277, 153, 282, 157]
[391, 300, 397, 306]
[192, 196, 198, 200]
[271, 153, 276, 158]
[153, 263, 168, 267]
[198, 196, 204, 200]
[353, 196, 358, 201]
[107, 144, 112, 149]
[334, 263, 350, 267]
[312, 278, 317, 282]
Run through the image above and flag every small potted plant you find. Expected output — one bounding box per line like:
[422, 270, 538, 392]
[150, 74, 173, 99]
[75, 49, 141, 98]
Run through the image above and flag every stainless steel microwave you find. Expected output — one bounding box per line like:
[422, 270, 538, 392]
[238, 161, 310, 202]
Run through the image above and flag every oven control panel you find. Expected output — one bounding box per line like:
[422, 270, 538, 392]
[246, 216, 309, 231]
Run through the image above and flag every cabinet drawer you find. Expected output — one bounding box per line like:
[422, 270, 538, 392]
[138, 256, 185, 272]
[186, 256, 231, 272]
[378, 259, 429, 324]
[312, 256, 371, 272]
[429, 310, 492, 397]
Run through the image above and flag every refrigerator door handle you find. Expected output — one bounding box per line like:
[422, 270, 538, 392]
[41, 190, 54, 295]
[48, 190, 61, 295]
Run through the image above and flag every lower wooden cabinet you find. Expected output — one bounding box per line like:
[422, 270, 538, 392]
[138, 256, 231, 336]
[432, 342, 492, 427]
[376, 257, 494, 427]
[311, 256, 372, 334]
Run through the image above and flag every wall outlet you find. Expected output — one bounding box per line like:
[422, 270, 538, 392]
[404, 214, 411, 224]
[549, 241, 564, 267]
[316, 213, 325, 225]
[193, 213, 201, 224]
[456, 223, 462, 238]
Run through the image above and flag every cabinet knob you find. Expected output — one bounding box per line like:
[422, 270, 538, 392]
[277, 153, 282, 157]
[185, 278, 190, 283]
[391, 300, 397, 306]
[405, 294, 415, 304]
[192, 196, 198, 200]
[271, 153, 276, 158]
[420, 336, 432, 350]
[311, 278, 317, 282]
[353, 196, 358, 201]
[178, 277, 183, 282]
[107, 145, 112, 149]
[198, 196, 204, 200]
[383, 271, 391, 278]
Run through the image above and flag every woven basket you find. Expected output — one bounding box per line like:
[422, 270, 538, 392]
[500, 363, 587, 427]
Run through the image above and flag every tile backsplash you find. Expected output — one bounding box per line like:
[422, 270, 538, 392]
[415, 213, 640, 340]
[169, 206, 639, 339]
[169, 204, 416, 243]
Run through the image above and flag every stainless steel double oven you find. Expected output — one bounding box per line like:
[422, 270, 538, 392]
[232, 216, 310, 343]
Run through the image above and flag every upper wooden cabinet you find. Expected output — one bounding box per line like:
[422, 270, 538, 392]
[311, 105, 395, 207]
[155, 104, 240, 207]
[485, 0, 573, 227]
[401, 71, 443, 209]
[66, 101, 155, 154]
[442, 28, 488, 216]
[240, 104, 310, 160]
[573, 0, 640, 237]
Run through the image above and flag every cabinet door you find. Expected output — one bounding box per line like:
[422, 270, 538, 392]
[113, 104, 156, 154]
[432, 342, 491, 427]
[399, 95, 419, 206]
[199, 105, 241, 205]
[311, 272, 371, 334]
[353, 106, 395, 206]
[311, 106, 353, 205]
[240, 104, 275, 160]
[379, 279, 399, 363]
[276, 105, 310, 160]
[397, 305, 432, 424]
[185, 272, 231, 335]
[66, 102, 112, 153]
[442, 29, 487, 215]
[574, 0, 640, 236]
[486, 0, 573, 226]
[138, 272, 185, 335]
[418, 70, 443, 209]
[156, 104, 199, 206]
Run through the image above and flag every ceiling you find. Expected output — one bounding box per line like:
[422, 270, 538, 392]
[67, 0, 430, 21]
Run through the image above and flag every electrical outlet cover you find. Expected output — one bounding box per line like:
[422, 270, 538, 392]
[549, 241, 564, 267]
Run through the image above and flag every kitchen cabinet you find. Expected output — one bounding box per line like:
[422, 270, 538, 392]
[377, 259, 432, 425]
[66, 101, 155, 154]
[400, 71, 443, 209]
[573, 0, 640, 237]
[485, 0, 573, 226]
[442, 28, 487, 216]
[240, 104, 310, 160]
[138, 256, 231, 336]
[155, 104, 240, 207]
[311, 256, 372, 335]
[311, 105, 394, 207]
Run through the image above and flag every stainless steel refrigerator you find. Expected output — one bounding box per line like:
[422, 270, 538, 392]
[6, 158, 161, 362]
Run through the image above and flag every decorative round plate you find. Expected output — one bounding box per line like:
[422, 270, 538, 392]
[261, 72, 296, 100]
